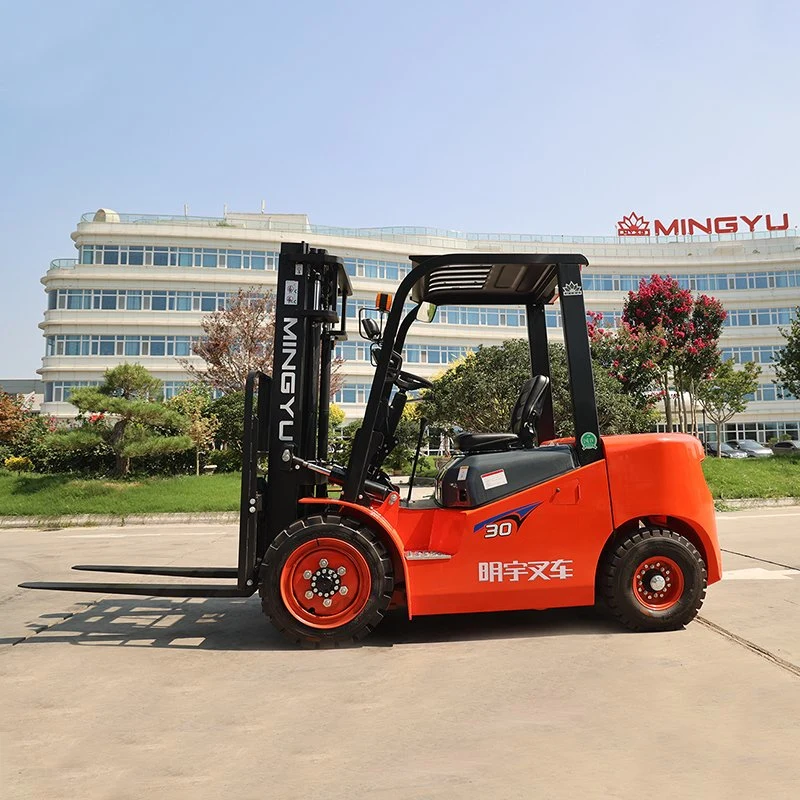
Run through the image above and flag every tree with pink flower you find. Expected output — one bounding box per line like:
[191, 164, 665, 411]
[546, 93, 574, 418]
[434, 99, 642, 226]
[590, 275, 727, 435]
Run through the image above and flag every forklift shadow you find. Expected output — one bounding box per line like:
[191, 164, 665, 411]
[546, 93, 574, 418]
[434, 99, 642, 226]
[373, 605, 625, 646]
[17, 596, 296, 652]
[16, 597, 626, 652]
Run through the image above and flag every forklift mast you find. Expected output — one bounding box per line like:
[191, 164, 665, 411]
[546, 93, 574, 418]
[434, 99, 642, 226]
[19, 243, 352, 599]
[257, 242, 351, 542]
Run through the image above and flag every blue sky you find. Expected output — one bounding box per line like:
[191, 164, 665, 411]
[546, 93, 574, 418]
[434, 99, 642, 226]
[1, 0, 798, 376]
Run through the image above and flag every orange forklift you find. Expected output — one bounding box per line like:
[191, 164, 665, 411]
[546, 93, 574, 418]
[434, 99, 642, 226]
[22, 243, 721, 645]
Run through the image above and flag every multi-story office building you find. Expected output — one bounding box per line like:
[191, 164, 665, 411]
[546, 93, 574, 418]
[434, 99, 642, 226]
[40, 208, 800, 442]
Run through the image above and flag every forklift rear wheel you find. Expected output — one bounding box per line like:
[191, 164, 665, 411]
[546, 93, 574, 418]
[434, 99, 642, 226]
[601, 528, 707, 632]
[260, 515, 394, 646]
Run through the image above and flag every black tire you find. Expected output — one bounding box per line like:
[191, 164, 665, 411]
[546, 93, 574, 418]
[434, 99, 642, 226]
[600, 527, 707, 632]
[260, 515, 394, 646]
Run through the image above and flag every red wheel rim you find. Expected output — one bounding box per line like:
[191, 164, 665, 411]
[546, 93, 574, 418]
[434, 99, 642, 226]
[280, 538, 372, 629]
[632, 556, 685, 611]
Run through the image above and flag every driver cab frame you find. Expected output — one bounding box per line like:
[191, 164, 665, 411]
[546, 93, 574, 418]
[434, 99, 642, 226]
[342, 252, 599, 504]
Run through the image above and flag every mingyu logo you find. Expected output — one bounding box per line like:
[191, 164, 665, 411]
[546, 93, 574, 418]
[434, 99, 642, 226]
[561, 281, 583, 297]
[278, 317, 298, 442]
[617, 212, 650, 237]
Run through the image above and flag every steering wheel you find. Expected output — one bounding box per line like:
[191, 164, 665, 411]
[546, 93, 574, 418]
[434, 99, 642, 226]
[396, 370, 433, 391]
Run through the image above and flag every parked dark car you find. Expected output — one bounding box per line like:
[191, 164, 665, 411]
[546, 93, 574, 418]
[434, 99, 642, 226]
[726, 439, 774, 458]
[705, 442, 748, 459]
[771, 440, 800, 456]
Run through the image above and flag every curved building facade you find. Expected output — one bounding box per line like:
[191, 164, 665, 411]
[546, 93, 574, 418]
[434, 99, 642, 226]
[40, 210, 800, 443]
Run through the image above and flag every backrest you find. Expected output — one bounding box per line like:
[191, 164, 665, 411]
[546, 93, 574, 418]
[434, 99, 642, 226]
[510, 375, 550, 444]
[509, 379, 536, 435]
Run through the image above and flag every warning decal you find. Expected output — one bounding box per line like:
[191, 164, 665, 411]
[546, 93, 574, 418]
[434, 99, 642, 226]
[480, 469, 508, 490]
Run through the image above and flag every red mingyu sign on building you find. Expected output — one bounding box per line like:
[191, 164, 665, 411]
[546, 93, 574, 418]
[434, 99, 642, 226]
[617, 211, 790, 237]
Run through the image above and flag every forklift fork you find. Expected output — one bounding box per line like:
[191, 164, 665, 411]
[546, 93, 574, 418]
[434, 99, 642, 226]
[19, 372, 272, 599]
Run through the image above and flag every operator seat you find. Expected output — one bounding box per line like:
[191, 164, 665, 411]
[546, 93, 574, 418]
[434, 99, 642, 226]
[454, 376, 549, 453]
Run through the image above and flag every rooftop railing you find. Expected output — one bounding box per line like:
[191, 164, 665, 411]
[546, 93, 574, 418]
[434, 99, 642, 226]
[49, 258, 78, 270]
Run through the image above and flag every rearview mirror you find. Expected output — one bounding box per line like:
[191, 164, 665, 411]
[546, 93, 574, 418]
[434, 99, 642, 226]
[419, 302, 438, 323]
[360, 317, 381, 341]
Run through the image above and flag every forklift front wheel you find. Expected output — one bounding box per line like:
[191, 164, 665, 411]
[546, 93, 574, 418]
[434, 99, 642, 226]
[260, 515, 394, 646]
[601, 528, 707, 632]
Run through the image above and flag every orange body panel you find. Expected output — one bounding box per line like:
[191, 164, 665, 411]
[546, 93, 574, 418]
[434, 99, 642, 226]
[601, 433, 722, 584]
[400, 460, 613, 616]
[308, 433, 720, 619]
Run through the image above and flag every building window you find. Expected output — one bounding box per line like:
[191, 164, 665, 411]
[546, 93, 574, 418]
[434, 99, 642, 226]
[162, 381, 190, 399]
[724, 308, 797, 327]
[78, 244, 279, 271]
[744, 384, 796, 402]
[334, 383, 373, 404]
[343, 258, 411, 282]
[47, 288, 239, 312]
[723, 420, 800, 442]
[583, 269, 800, 293]
[721, 346, 781, 365]
[335, 341, 477, 364]
[43, 381, 101, 403]
[45, 334, 197, 358]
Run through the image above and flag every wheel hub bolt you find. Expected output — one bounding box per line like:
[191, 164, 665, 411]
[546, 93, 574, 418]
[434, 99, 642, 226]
[340, 586, 348, 595]
[303, 570, 313, 579]
[337, 566, 346, 576]
[304, 590, 314, 600]
[323, 598, 333, 607]
[319, 558, 329, 568]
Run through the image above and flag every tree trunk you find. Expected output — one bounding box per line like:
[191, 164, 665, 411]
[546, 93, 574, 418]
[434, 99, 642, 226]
[110, 419, 129, 477]
[682, 387, 689, 434]
[677, 373, 688, 434]
[196, 448, 200, 477]
[716, 421, 722, 457]
[663, 375, 673, 431]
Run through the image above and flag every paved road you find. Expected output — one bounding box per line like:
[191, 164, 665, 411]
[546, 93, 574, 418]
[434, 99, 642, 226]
[1, 510, 799, 799]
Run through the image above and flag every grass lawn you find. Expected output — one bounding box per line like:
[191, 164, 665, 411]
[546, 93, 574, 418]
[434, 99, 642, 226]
[701, 455, 800, 499]
[0, 471, 242, 517]
[0, 456, 798, 518]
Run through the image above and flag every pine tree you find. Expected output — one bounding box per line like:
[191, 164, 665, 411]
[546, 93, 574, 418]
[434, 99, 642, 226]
[57, 364, 192, 476]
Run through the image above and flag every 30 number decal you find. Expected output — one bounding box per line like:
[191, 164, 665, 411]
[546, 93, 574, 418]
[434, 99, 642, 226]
[484, 520, 515, 538]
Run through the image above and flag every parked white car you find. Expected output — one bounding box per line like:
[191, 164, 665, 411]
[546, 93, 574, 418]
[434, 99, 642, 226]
[771, 440, 800, 456]
[705, 442, 748, 459]
[726, 439, 774, 458]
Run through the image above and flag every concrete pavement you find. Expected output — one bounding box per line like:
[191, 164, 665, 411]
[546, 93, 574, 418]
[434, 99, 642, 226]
[1, 509, 799, 799]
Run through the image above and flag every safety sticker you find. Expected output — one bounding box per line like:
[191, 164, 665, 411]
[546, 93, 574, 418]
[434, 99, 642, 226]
[284, 280, 299, 306]
[457, 465, 469, 481]
[478, 559, 574, 583]
[481, 469, 507, 490]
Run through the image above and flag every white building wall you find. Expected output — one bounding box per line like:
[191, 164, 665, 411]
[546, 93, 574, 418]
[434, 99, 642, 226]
[38, 210, 800, 441]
